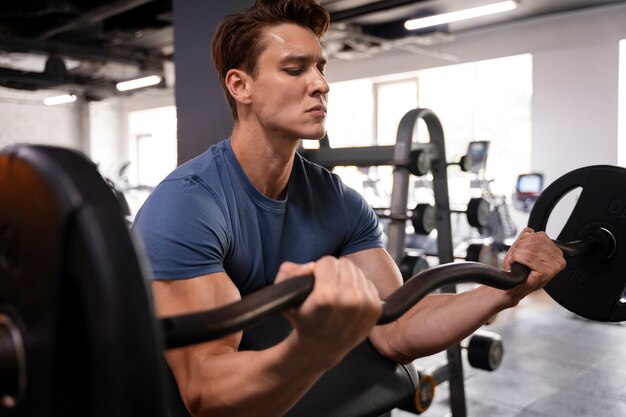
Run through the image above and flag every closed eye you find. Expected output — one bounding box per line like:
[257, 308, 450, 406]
[283, 68, 303, 76]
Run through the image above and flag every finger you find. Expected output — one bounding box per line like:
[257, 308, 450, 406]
[275, 261, 315, 283]
[338, 260, 380, 331]
[503, 248, 514, 271]
[518, 227, 535, 240]
[508, 246, 563, 282]
[308, 256, 340, 307]
[336, 257, 358, 305]
[517, 232, 562, 259]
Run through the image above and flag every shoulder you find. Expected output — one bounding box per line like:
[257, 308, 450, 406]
[134, 142, 232, 228]
[295, 152, 350, 195]
[293, 153, 371, 216]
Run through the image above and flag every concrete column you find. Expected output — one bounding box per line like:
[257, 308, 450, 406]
[172, 0, 253, 164]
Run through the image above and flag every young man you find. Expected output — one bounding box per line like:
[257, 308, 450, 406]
[133, 1, 566, 416]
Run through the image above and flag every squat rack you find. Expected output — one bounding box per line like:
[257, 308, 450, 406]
[302, 108, 469, 417]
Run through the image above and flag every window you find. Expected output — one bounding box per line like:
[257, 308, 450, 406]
[125, 105, 177, 214]
[325, 54, 533, 204]
[325, 78, 374, 148]
[375, 79, 418, 146]
[418, 54, 532, 196]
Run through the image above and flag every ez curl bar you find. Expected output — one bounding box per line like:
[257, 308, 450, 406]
[0, 145, 625, 417]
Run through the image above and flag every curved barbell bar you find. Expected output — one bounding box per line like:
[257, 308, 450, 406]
[163, 229, 614, 348]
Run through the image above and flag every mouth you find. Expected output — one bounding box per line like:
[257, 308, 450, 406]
[306, 105, 327, 115]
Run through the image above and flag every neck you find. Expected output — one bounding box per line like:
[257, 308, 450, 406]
[230, 123, 299, 200]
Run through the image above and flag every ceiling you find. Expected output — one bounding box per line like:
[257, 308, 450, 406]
[0, 0, 624, 99]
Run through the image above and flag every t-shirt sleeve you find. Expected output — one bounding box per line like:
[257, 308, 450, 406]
[337, 183, 384, 256]
[132, 177, 230, 280]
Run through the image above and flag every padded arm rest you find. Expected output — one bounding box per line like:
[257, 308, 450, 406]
[241, 316, 418, 417]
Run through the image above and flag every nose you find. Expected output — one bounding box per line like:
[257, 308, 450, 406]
[309, 69, 329, 97]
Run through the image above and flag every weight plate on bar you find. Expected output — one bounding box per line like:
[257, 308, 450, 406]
[0, 145, 167, 417]
[407, 149, 430, 177]
[465, 244, 498, 266]
[528, 165, 626, 322]
[411, 204, 436, 235]
[466, 330, 503, 372]
[466, 198, 490, 229]
[399, 255, 429, 282]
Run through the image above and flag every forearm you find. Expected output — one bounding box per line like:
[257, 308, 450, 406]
[178, 333, 335, 417]
[371, 285, 513, 363]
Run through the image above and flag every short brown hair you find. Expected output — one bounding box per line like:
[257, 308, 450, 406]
[211, 0, 330, 120]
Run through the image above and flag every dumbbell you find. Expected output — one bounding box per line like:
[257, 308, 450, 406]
[374, 198, 491, 235]
[462, 330, 504, 371]
[399, 244, 497, 281]
[396, 368, 436, 415]
[406, 331, 503, 415]
[407, 331, 502, 414]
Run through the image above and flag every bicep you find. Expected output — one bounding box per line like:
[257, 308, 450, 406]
[345, 248, 414, 360]
[343, 248, 402, 299]
[152, 273, 243, 383]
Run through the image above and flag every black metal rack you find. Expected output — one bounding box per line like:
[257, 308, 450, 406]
[302, 108, 469, 417]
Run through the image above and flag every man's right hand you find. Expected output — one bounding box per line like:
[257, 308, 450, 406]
[274, 257, 382, 367]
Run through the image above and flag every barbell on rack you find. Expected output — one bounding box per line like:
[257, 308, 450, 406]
[1, 145, 625, 417]
[373, 198, 491, 234]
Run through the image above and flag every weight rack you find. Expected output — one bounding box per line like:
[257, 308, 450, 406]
[301, 108, 469, 417]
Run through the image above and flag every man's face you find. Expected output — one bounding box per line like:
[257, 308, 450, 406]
[248, 23, 329, 140]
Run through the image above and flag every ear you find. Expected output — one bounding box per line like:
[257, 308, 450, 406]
[225, 69, 252, 105]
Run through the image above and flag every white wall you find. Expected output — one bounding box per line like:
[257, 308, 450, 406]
[88, 98, 127, 178]
[326, 4, 626, 186]
[0, 87, 86, 151]
[0, 85, 174, 180]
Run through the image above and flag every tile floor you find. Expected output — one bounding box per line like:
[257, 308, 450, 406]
[392, 290, 626, 417]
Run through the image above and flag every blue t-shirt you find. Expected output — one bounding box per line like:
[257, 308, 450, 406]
[133, 139, 383, 296]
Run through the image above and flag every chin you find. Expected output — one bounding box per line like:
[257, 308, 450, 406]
[300, 126, 326, 140]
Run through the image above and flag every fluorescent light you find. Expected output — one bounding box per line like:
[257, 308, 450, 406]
[116, 75, 162, 92]
[43, 94, 77, 106]
[404, 1, 518, 31]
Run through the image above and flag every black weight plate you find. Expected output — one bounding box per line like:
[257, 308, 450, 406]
[411, 204, 436, 235]
[407, 150, 430, 177]
[0, 150, 64, 415]
[399, 255, 429, 282]
[0, 145, 167, 417]
[466, 198, 490, 229]
[466, 330, 503, 371]
[528, 165, 626, 322]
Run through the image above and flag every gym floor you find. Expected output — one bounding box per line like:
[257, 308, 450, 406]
[393, 289, 626, 417]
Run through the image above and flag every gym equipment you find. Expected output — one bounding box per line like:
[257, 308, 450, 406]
[463, 330, 503, 372]
[409, 140, 489, 177]
[407, 149, 431, 177]
[374, 203, 437, 235]
[399, 254, 431, 281]
[373, 198, 491, 234]
[305, 109, 471, 415]
[528, 165, 626, 322]
[513, 172, 544, 212]
[1, 145, 625, 417]
[465, 197, 491, 229]
[400, 244, 497, 281]
[413, 371, 436, 414]
[416, 329, 503, 399]
[456, 141, 490, 174]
